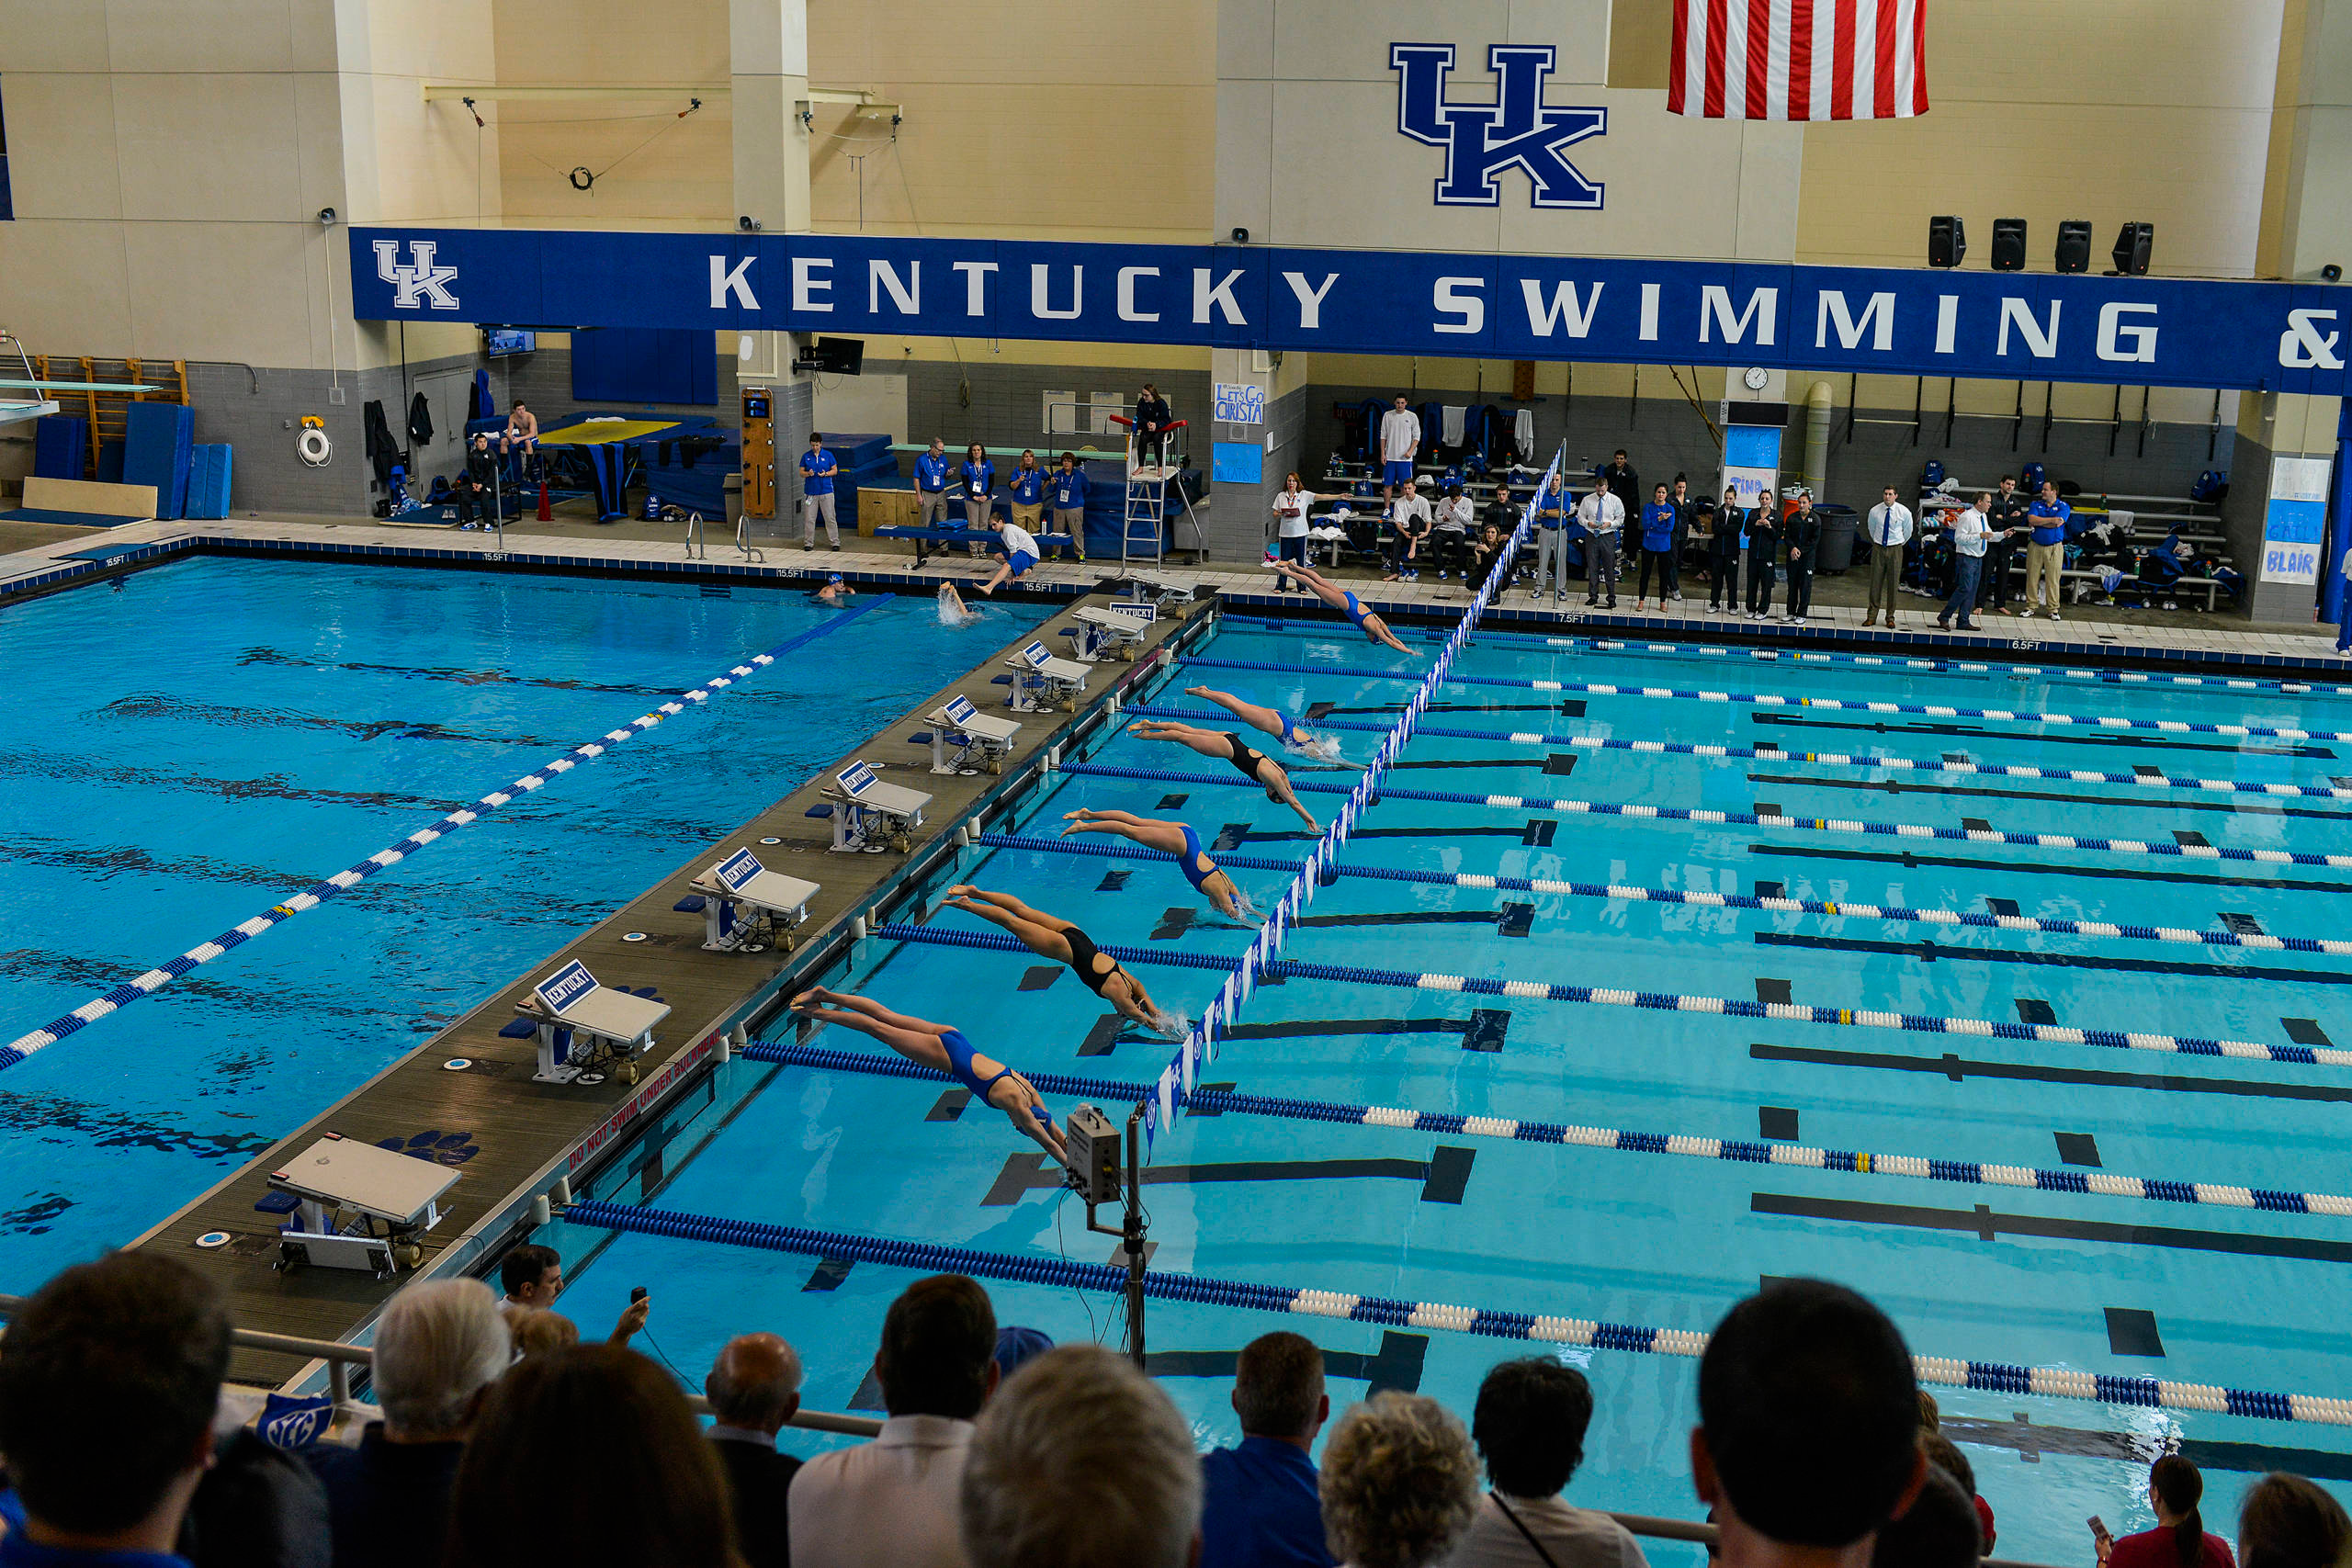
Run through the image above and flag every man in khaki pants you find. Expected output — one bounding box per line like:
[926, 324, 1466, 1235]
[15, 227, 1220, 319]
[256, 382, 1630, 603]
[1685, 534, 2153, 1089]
[1862, 484, 1914, 628]
[2020, 479, 2075, 619]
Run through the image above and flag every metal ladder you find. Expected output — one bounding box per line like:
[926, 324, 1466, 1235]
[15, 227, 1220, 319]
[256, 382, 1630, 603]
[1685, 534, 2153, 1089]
[1122, 468, 1170, 564]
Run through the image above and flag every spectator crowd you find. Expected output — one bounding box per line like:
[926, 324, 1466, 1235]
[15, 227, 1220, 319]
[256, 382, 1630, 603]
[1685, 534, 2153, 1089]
[6, 1257, 2346, 1568]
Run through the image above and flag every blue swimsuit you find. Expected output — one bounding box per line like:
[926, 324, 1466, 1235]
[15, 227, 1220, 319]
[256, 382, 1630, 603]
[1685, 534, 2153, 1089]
[1278, 713, 1299, 746]
[940, 1028, 1052, 1131]
[1175, 823, 1217, 893]
[1340, 591, 1371, 629]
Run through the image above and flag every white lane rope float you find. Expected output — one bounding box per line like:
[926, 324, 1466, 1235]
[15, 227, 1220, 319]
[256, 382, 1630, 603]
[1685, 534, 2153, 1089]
[0, 598, 888, 1072]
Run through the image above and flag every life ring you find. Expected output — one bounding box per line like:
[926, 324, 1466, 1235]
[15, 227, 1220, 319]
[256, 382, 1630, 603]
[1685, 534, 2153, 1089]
[298, 425, 334, 467]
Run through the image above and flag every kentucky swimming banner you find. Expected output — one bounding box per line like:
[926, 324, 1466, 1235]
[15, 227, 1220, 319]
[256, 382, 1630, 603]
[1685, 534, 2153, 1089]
[354, 227, 2352, 396]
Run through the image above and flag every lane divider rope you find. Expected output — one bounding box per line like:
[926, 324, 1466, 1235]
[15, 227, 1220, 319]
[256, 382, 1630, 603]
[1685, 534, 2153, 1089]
[874, 921, 2348, 1068]
[744, 1040, 2352, 1224]
[1125, 705, 2352, 803]
[1056, 763, 2352, 871]
[0, 596, 892, 1072]
[1178, 657, 2352, 742]
[563, 1194, 2352, 1427]
[967, 831, 2352, 957]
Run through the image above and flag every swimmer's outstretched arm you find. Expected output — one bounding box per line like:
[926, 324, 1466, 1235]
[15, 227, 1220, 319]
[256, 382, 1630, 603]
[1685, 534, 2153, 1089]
[1360, 615, 1422, 659]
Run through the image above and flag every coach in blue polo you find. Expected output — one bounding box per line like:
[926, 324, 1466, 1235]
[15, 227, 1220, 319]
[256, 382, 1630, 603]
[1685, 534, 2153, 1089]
[799, 432, 840, 551]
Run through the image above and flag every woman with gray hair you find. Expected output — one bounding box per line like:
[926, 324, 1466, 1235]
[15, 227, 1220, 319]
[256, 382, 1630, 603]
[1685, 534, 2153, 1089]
[304, 1278, 511, 1568]
[1321, 1391, 1482, 1568]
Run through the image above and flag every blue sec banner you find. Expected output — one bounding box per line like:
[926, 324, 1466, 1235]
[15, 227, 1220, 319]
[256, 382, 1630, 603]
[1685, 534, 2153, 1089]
[356, 227, 2352, 395]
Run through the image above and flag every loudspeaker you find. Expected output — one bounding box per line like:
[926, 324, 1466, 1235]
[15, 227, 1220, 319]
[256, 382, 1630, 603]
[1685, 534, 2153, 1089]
[2111, 221, 2154, 276]
[1990, 219, 2028, 272]
[2054, 220, 2093, 274]
[1928, 215, 1965, 268]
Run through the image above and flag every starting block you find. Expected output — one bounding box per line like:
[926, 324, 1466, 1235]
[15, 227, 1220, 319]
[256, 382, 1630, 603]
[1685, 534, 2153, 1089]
[1002, 638, 1091, 712]
[683, 848, 819, 952]
[921, 694, 1022, 775]
[514, 959, 670, 1085]
[1109, 573, 1196, 608]
[823, 760, 933, 852]
[1067, 601, 1155, 662]
[267, 1133, 458, 1278]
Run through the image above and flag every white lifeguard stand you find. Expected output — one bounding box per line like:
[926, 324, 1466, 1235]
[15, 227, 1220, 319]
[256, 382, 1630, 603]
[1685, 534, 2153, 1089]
[1108, 414, 1205, 565]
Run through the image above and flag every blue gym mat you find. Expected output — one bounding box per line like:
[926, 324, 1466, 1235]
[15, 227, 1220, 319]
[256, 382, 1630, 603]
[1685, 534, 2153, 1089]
[0, 508, 147, 528]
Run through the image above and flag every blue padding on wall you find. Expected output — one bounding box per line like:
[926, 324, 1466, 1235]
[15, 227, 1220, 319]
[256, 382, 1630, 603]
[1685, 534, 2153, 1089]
[33, 415, 87, 480]
[570, 328, 716, 407]
[122, 403, 194, 519]
[185, 444, 233, 520]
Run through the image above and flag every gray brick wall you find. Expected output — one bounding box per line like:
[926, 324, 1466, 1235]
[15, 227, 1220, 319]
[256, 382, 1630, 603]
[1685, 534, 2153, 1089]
[899, 359, 1212, 469]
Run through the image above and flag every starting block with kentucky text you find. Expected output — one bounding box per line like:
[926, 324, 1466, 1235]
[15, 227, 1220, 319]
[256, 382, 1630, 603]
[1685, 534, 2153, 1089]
[1107, 572, 1198, 608]
[919, 694, 1022, 775]
[267, 1133, 459, 1278]
[1001, 638, 1091, 712]
[821, 759, 933, 852]
[513, 959, 670, 1086]
[681, 848, 820, 953]
[1066, 600, 1155, 662]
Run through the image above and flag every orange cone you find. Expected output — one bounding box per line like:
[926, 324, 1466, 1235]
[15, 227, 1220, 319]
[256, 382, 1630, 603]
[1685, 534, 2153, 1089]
[537, 478, 552, 522]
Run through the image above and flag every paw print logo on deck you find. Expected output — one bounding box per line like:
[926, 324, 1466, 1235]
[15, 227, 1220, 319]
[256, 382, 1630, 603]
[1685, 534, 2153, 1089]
[379, 1130, 481, 1167]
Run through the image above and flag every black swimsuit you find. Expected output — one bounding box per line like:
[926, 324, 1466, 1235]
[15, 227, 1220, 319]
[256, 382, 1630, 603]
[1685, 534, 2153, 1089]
[1062, 924, 1125, 998]
[1227, 732, 1272, 785]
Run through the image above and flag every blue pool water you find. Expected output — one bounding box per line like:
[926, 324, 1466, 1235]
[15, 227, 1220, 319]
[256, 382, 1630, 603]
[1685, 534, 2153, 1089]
[538, 614, 2352, 1566]
[0, 558, 1046, 1282]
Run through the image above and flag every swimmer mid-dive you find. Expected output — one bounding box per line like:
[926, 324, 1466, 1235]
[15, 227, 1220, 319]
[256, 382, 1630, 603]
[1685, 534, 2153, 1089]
[1126, 719, 1320, 829]
[936, 581, 983, 626]
[1261, 559, 1422, 659]
[941, 886, 1187, 1040]
[1181, 685, 1362, 769]
[788, 987, 1066, 1161]
[1060, 807, 1261, 925]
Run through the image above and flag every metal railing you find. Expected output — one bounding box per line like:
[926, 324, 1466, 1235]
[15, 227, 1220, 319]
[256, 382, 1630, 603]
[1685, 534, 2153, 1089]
[684, 510, 707, 559]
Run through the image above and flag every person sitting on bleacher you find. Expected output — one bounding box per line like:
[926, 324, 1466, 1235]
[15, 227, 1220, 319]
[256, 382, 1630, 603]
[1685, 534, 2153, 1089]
[1432, 483, 1476, 581]
[1384, 479, 1433, 583]
[501, 400, 538, 481]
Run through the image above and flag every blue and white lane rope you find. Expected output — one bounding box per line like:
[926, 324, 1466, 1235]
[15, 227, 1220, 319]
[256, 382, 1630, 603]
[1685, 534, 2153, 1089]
[1057, 763, 2352, 872]
[1446, 630, 2352, 702]
[1125, 705, 2352, 802]
[967, 832, 2352, 958]
[0, 597, 890, 1073]
[564, 1195, 2352, 1427]
[876, 922, 2352, 1069]
[1179, 657, 2352, 742]
[1127, 455, 1563, 1149]
[746, 1041, 2352, 1224]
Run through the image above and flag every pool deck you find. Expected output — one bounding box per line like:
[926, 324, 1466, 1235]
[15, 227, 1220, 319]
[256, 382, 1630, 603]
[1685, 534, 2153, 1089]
[120, 576, 1213, 1387]
[4, 512, 2347, 671]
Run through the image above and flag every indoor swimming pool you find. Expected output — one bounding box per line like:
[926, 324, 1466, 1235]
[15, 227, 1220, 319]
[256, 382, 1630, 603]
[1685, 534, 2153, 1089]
[538, 612, 2352, 1566]
[0, 557, 1047, 1283]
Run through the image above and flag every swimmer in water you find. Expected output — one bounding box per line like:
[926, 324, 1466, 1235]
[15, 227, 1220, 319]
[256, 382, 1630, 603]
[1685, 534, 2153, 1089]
[1059, 807, 1261, 924]
[1262, 558, 1421, 658]
[941, 886, 1185, 1039]
[936, 581, 982, 626]
[789, 987, 1065, 1160]
[1181, 685, 1362, 769]
[1126, 718, 1319, 829]
[814, 571, 856, 604]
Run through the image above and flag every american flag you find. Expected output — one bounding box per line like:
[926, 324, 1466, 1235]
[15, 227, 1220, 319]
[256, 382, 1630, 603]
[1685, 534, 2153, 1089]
[1667, 0, 1929, 121]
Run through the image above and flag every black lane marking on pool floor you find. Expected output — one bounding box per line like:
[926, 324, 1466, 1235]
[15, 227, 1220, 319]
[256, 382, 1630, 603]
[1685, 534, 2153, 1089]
[2107, 1308, 2166, 1357]
[981, 1149, 1476, 1206]
[1217, 1015, 1482, 1043]
[1750, 711, 2335, 760]
[1754, 1191, 2352, 1263]
[1745, 770, 2352, 823]
[96, 693, 576, 750]
[2054, 1132, 2102, 1167]
[1753, 931, 2352, 986]
[1749, 1042, 2352, 1104]
[1941, 1415, 2352, 1481]
[1293, 910, 1509, 929]
[1148, 1331, 1430, 1396]
[1751, 841, 2352, 894]
[2286, 1018, 2337, 1047]
[802, 1257, 855, 1292]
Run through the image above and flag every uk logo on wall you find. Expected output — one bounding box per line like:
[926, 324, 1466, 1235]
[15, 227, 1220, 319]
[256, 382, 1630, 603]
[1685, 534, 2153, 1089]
[1390, 43, 1607, 209]
[373, 239, 460, 310]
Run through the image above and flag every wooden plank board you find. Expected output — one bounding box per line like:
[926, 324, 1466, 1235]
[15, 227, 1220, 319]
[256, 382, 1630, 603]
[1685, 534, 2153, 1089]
[22, 477, 158, 518]
[130, 587, 1208, 1385]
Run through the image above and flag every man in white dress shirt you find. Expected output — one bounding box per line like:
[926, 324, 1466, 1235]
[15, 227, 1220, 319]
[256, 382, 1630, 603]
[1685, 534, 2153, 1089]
[1576, 479, 1625, 609]
[790, 1274, 1000, 1568]
[1862, 484, 1916, 628]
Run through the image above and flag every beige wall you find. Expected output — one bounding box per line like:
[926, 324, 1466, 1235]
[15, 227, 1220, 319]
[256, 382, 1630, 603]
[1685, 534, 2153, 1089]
[0, 0, 497, 372]
[1793, 1, 2286, 276]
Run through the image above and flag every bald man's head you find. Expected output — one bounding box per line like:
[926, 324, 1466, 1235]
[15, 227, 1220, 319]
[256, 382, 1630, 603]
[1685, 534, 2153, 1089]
[706, 1333, 803, 1435]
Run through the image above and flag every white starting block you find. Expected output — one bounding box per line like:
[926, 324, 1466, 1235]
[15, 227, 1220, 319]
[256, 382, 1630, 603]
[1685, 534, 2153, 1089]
[1114, 573, 1195, 608]
[684, 848, 820, 952]
[514, 959, 670, 1086]
[922, 694, 1022, 775]
[1068, 601, 1155, 663]
[822, 760, 933, 853]
[1002, 638, 1091, 712]
[268, 1133, 458, 1278]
